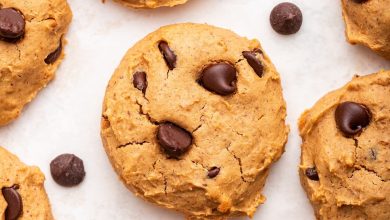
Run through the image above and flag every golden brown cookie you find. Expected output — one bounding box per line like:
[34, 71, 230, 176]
[299, 70, 390, 219]
[111, 0, 188, 9]
[101, 23, 289, 219]
[0, 0, 72, 126]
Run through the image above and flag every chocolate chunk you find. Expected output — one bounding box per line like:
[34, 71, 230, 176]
[158, 41, 176, 70]
[157, 122, 192, 158]
[0, 8, 25, 40]
[243, 50, 264, 77]
[199, 63, 237, 96]
[352, 0, 368, 3]
[207, 167, 220, 178]
[44, 40, 62, 64]
[133, 71, 147, 93]
[2, 186, 23, 220]
[270, 3, 303, 35]
[305, 167, 319, 181]
[335, 102, 371, 137]
[50, 154, 86, 187]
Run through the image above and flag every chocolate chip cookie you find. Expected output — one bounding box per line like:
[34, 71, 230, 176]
[299, 70, 390, 219]
[0, 0, 72, 126]
[341, 0, 390, 60]
[101, 23, 289, 219]
[0, 147, 53, 219]
[111, 0, 188, 9]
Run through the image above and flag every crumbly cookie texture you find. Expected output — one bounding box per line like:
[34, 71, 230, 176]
[0, 147, 53, 219]
[101, 23, 289, 219]
[0, 0, 72, 126]
[111, 0, 188, 9]
[341, 0, 390, 60]
[299, 70, 390, 220]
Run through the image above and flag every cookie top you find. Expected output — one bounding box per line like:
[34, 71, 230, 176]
[299, 70, 390, 219]
[0, 0, 72, 126]
[341, 0, 390, 60]
[111, 0, 188, 9]
[0, 147, 53, 219]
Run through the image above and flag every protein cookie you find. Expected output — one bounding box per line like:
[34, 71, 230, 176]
[101, 23, 289, 219]
[111, 0, 189, 9]
[299, 70, 390, 219]
[341, 0, 390, 60]
[0, 0, 72, 126]
[0, 147, 53, 219]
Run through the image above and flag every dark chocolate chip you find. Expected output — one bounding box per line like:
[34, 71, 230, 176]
[207, 167, 220, 178]
[0, 8, 25, 40]
[335, 102, 371, 137]
[270, 2, 303, 35]
[305, 167, 319, 181]
[242, 50, 264, 77]
[44, 40, 62, 64]
[157, 122, 192, 158]
[158, 41, 176, 70]
[50, 154, 86, 187]
[352, 0, 368, 3]
[133, 71, 147, 93]
[199, 63, 237, 96]
[2, 186, 23, 220]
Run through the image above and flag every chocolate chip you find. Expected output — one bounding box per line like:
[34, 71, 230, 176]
[352, 0, 368, 3]
[207, 167, 220, 178]
[335, 102, 371, 137]
[50, 154, 86, 187]
[133, 71, 147, 93]
[199, 63, 237, 96]
[157, 122, 192, 158]
[305, 167, 319, 181]
[2, 186, 22, 220]
[243, 49, 264, 77]
[270, 3, 303, 35]
[0, 8, 25, 40]
[158, 41, 176, 70]
[44, 40, 62, 64]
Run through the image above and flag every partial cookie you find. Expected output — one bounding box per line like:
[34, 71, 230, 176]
[299, 70, 390, 219]
[341, 0, 390, 60]
[101, 23, 289, 219]
[0, 147, 53, 219]
[0, 0, 72, 126]
[111, 0, 188, 9]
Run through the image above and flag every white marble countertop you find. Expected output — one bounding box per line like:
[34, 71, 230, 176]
[0, 0, 389, 219]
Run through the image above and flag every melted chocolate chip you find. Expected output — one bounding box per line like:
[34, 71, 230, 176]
[0, 8, 25, 40]
[199, 63, 237, 96]
[305, 167, 319, 181]
[2, 186, 22, 220]
[242, 49, 264, 77]
[158, 41, 176, 70]
[157, 122, 192, 158]
[44, 40, 62, 64]
[335, 102, 371, 137]
[50, 154, 86, 187]
[207, 167, 220, 178]
[270, 3, 303, 35]
[352, 0, 368, 3]
[133, 71, 147, 93]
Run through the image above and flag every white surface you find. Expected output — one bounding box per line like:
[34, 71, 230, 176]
[0, 0, 389, 219]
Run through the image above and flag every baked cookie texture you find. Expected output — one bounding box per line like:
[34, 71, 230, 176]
[112, 0, 188, 9]
[299, 70, 390, 219]
[341, 0, 390, 60]
[101, 23, 289, 219]
[0, 147, 53, 219]
[0, 0, 72, 126]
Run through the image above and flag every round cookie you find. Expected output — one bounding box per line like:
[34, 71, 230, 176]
[341, 0, 390, 60]
[0, 147, 53, 219]
[101, 23, 289, 219]
[299, 70, 390, 219]
[0, 0, 72, 126]
[111, 0, 188, 9]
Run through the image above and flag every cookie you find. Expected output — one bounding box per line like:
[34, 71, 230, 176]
[0, 0, 72, 126]
[299, 70, 390, 219]
[0, 147, 53, 219]
[341, 0, 390, 60]
[101, 23, 289, 219]
[111, 0, 188, 9]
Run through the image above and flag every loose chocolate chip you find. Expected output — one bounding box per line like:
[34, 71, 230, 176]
[335, 102, 371, 137]
[157, 122, 192, 158]
[270, 2, 303, 35]
[50, 154, 86, 187]
[305, 167, 319, 181]
[352, 0, 368, 3]
[2, 186, 22, 220]
[133, 71, 147, 93]
[44, 40, 62, 64]
[158, 41, 176, 70]
[199, 63, 237, 96]
[242, 50, 264, 77]
[0, 8, 25, 40]
[207, 167, 220, 178]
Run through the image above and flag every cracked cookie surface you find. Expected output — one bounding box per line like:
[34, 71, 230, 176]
[101, 23, 289, 219]
[0, 0, 72, 126]
[111, 0, 188, 9]
[299, 70, 390, 220]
